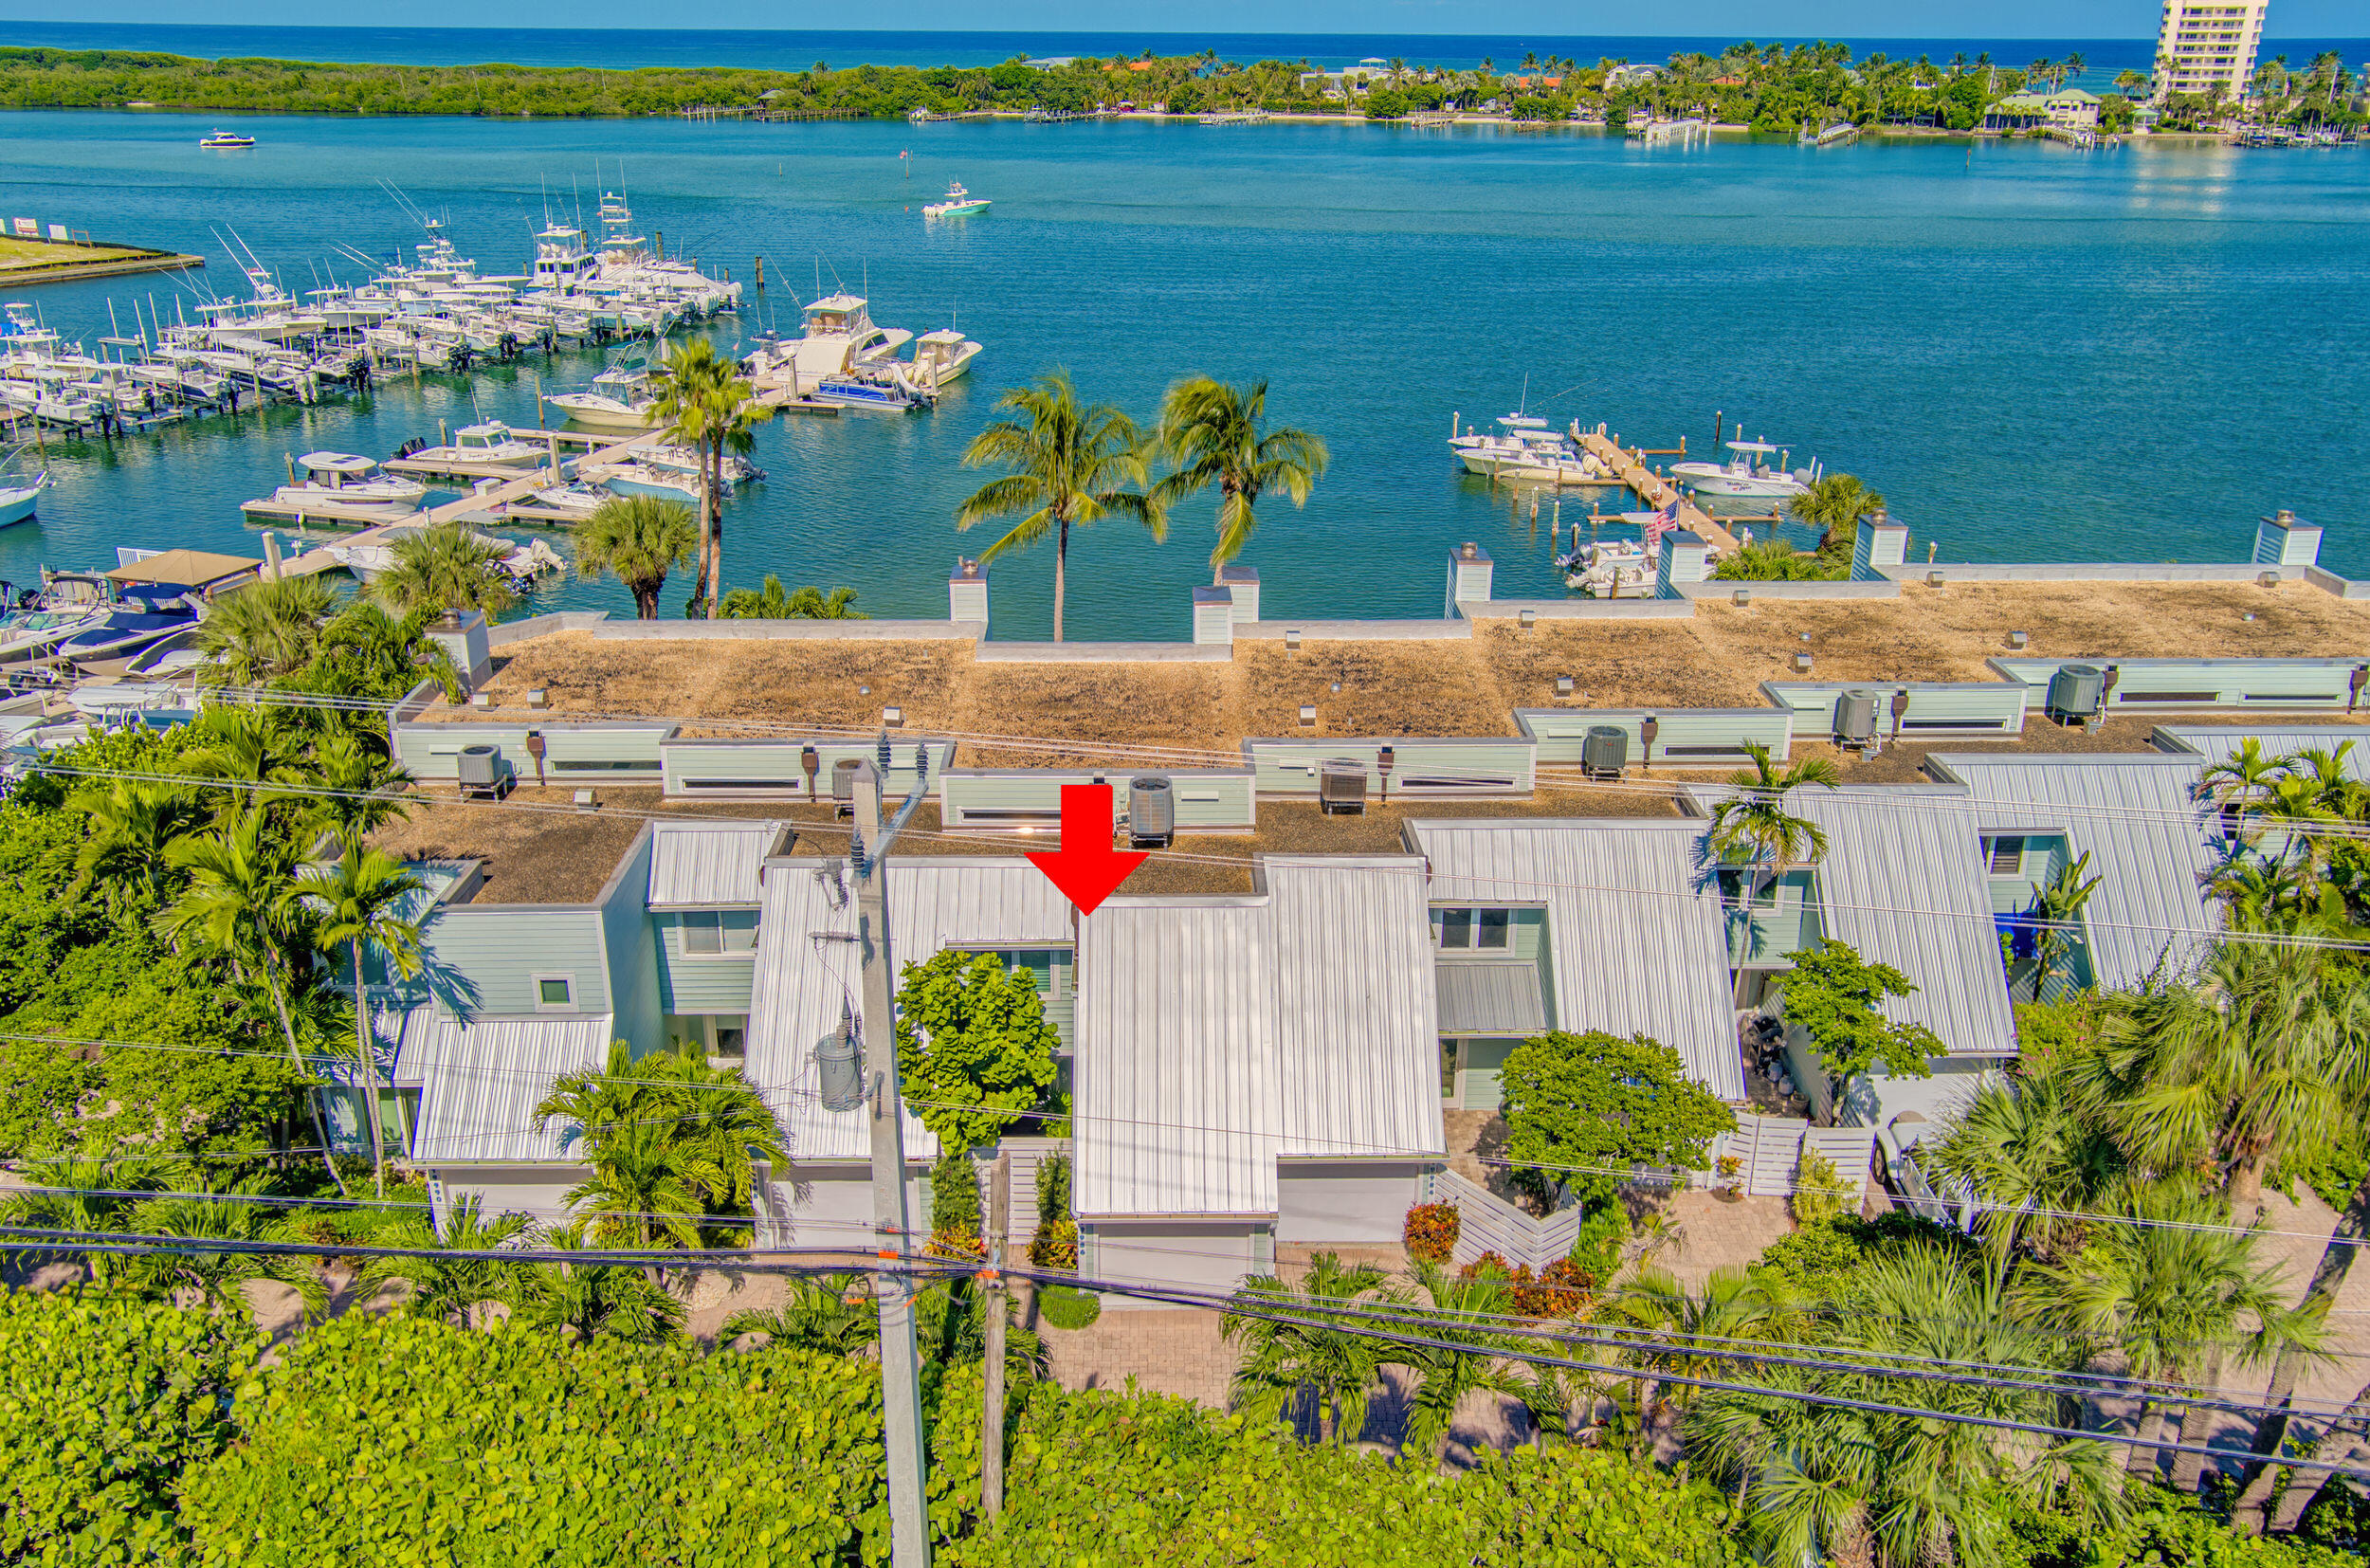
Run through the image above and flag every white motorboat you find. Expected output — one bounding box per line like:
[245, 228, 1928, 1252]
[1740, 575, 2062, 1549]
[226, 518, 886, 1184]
[640, 444, 761, 484]
[0, 605, 105, 664]
[529, 482, 607, 518]
[1671, 440, 1817, 500]
[199, 130, 256, 150]
[547, 357, 657, 431]
[750, 294, 915, 395]
[909, 327, 982, 389]
[923, 182, 992, 220]
[598, 462, 704, 505]
[329, 526, 563, 583]
[446, 422, 549, 469]
[244, 452, 428, 520]
[0, 465, 46, 528]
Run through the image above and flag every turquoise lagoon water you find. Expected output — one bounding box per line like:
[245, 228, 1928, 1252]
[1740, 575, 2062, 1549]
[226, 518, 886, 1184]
[0, 109, 2362, 639]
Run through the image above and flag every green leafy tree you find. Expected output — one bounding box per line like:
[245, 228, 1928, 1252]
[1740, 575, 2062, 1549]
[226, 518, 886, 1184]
[1775, 940, 1942, 1121]
[893, 949, 1062, 1153]
[573, 493, 698, 620]
[956, 369, 1166, 642]
[1498, 1030, 1737, 1207]
[1152, 376, 1328, 574]
[373, 520, 519, 617]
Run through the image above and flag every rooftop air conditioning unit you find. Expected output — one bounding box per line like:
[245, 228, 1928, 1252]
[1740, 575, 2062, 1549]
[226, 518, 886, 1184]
[1834, 690, 1879, 748]
[831, 757, 862, 816]
[456, 743, 502, 798]
[1318, 758, 1368, 814]
[1128, 775, 1175, 848]
[1580, 724, 1629, 780]
[2046, 663, 2106, 726]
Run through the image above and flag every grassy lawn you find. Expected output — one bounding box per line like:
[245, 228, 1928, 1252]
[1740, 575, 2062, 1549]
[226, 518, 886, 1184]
[0, 236, 149, 269]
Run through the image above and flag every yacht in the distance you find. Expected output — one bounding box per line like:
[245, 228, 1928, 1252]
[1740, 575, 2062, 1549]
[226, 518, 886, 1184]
[923, 181, 992, 219]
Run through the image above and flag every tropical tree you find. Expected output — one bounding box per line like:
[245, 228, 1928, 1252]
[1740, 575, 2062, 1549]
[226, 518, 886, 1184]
[2014, 1185, 2325, 1486]
[1403, 1260, 1527, 1465]
[0, 1156, 179, 1290]
[1692, 1245, 2119, 1567]
[648, 337, 761, 611]
[716, 575, 866, 620]
[353, 1195, 532, 1327]
[1922, 1058, 2133, 1262]
[373, 520, 519, 617]
[1152, 375, 1329, 574]
[295, 732, 414, 846]
[194, 574, 338, 685]
[1778, 940, 1942, 1121]
[573, 494, 698, 620]
[1607, 1265, 1796, 1443]
[1705, 741, 1840, 963]
[723, 1272, 881, 1355]
[956, 369, 1165, 642]
[1221, 1251, 1404, 1446]
[154, 809, 342, 1194]
[893, 949, 1063, 1155]
[1787, 473, 1886, 558]
[2030, 850, 2102, 995]
[1497, 1030, 1735, 1209]
[2096, 941, 2370, 1224]
[305, 845, 426, 1197]
[67, 779, 207, 910]
[513, 1219, 687, 1342]
[117, 1188, 329, 1316]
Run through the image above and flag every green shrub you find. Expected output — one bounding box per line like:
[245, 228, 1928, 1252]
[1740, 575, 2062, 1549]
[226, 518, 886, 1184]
[1791, 1148, 1854, 1227]
[1401, 1200, 1460, 1265]
[1037, 1285, 1102, 1331]
[930, 1148, 985, 1259]
[0, 1291, 260, 1563]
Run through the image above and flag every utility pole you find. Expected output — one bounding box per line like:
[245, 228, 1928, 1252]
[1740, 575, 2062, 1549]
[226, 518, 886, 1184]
[852, 753, 933, 1568]
[982, 1152, 1011, 1524]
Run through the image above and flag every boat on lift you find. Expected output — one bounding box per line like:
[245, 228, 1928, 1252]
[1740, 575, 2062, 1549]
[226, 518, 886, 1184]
[808, 374, 932, 413]
[909, 326, 983, 389]
[243, 452, 428, 520]
[923, 181, 992, 219]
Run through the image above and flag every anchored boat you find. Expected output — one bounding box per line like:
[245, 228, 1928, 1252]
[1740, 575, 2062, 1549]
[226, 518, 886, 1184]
[923, 181, 992, 219]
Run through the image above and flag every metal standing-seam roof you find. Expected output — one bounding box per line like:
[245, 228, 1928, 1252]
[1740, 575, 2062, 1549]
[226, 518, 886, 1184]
[1436, 963, 1551, 1036]
[1071, 856, 1446, 1220]
[1686, 785, 2017, 1057]
[1075, 896, 1284, 1218]
[2154, 726, 2370, 783]
[1407, 819, 1743, 1100]
[742, 857, 1074, 1165]
[646, 821, 787, 907]
[408, 1012, 617, 1166]
[1923, 753, 2222, 989]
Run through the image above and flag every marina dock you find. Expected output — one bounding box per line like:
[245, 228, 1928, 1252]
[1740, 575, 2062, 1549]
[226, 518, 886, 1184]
[1573, 429, 1743, 553]
[277, 428, 663, 578]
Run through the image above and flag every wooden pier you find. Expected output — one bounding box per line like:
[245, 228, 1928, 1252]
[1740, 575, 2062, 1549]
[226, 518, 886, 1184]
[1572, 430, 1742, 554]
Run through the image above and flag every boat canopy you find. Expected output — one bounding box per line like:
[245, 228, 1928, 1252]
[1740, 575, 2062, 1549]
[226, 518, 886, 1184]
[299, 452, 375, 474]
[101, 549, 263, 592]
[1727, 440, 1780, 452]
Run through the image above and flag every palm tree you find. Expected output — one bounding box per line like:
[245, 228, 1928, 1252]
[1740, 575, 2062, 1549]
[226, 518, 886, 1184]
[2105, 941, 2370, 1224]
[194, 574, 338, 685]
[296, 732, 414, 846]
[2202, 738, 2286, 831]
[119, 1188, 328, 1316]
[1788, 472, 1886, 557]
[1694, 1245, 2119, 1567]
[305, 844, 426, 1198]
[1401, 1260, 1529, 1464]
[2030, 850, 2102, 995]
[373, 520, 518, 617]
[515, 1219, 686, 1342]
[957, 370, 1165, 642]
[1923, 1059, 2134, 1263]
[354, 1195, 532, 1327]
[573, 495, 698, 620]
[311, 599, 464, 704]
[2114, 68, 2151, 99]
[67, 779, 207, 910]
[724, 1272, 882, 1355]
[648, 337, 762, 611]
[717, 575, 867, 620]
[1606, 1265, 1796, 1445]
[1153, 376, 1329, 576]
[0, 1157, 179, 1291]
[184, 705, 305, 796]
[155, 809, 343, 1194]
[1705, 741, 1842, 964]
[2014, 1185, 2325, 1487]
[1220, 1250, 1403, 1445]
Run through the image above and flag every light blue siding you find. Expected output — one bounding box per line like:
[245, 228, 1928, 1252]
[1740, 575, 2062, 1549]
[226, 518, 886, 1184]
[416, 905, 610, 1017]
[939, 771, 1255, 832]
[655, 912, 761, 1013]
[1761, 682, 2028, 738]
[1245, 738, 1536, 797]
[661, 738, 957, 799]
[395, 721, 672, 781]
[1456, 1037, 1521, 1111]
[1990, 657, 2368, 711]
[1516, 707, 1794, 765]
[599, 830, 663, 1053]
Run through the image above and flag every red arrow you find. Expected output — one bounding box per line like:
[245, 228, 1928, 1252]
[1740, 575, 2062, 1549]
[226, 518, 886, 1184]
[1027, 783, 1146, 916]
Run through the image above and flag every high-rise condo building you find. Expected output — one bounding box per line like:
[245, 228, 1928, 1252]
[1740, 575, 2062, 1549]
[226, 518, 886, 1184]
[2150, 0, 2269, 100]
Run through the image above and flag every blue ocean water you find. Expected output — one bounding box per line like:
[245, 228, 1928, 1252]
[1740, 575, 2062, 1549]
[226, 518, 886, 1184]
[0, 105, 2362, 639]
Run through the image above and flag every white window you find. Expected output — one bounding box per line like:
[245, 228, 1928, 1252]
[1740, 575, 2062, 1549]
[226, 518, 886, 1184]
[533, 974, 574, 1010]
[1432, 907, 1512, 950]
[679, 910, 758, 957]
